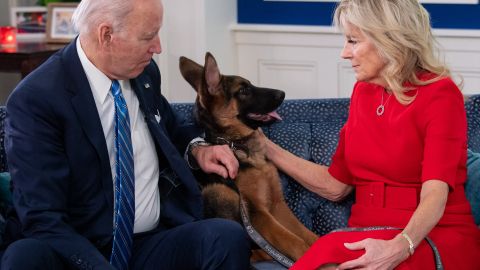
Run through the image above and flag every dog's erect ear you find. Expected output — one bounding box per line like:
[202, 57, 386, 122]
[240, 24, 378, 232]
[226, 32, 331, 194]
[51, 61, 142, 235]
[204, 52, 221, 96]
[179, 56, 204, 92]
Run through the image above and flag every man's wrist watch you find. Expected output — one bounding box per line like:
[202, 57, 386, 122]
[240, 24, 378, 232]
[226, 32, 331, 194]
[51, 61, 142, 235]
[187, 140, 211, 169]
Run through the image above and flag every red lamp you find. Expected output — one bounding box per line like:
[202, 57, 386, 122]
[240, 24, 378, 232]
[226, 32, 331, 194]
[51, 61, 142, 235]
[0, 26, 17, 48]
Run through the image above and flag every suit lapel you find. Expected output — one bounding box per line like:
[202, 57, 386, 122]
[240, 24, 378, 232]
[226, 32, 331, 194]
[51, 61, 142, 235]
[130, 75, 168, 148]
[63, 40, 114, 209]
[131, 76, 157, 119]
[131, 76, 199, 186]
[133, 67, 203, 220]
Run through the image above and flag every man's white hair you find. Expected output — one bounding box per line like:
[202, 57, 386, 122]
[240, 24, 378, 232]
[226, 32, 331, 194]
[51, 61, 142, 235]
[71, 0, 134, 35]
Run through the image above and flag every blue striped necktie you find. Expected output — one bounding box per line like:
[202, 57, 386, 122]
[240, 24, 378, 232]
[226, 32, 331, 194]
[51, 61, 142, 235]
[110, 80, 135, 270]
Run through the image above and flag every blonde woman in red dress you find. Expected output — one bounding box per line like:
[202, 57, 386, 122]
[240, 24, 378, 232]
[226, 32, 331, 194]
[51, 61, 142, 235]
[263, 0, 480, 269]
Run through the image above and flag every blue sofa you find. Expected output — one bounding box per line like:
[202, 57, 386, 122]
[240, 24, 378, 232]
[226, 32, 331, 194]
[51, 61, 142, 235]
[172, 95, 480, 269]
[0, 96, 478, 269]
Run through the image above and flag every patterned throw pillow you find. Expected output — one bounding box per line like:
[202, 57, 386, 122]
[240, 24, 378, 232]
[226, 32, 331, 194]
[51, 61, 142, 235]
[466, 149, 480, 226]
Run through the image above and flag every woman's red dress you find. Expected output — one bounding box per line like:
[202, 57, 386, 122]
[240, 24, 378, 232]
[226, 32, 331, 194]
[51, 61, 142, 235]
[291, 77, 480, 269]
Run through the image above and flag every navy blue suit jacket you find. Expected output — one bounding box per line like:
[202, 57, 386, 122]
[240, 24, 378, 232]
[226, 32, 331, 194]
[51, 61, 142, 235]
[4, 40, 203, 269]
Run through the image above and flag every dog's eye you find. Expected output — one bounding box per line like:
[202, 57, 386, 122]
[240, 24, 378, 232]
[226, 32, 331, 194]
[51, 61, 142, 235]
[239, 87, 250, 96]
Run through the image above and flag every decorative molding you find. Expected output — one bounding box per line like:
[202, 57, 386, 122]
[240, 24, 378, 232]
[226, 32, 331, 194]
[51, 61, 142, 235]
[258, 60, 319, 99]
[233, 24, 480, 98]
[263, 0, 339, 2]
[263, 0, 479, 3]
[337, 63, 355, 98]
[420, 0, 478, 3]
[231, 24, 480, 38]
[231, 24, 338, 34]
[452, 67, 480, 95]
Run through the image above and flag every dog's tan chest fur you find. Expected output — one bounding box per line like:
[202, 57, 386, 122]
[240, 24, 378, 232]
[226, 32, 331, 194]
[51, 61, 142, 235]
[236, 162, 284, 205]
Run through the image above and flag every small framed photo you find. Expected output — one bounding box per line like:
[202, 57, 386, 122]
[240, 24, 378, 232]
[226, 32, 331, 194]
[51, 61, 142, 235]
[46, 2, 79, 44]
[10, 6, 48, 41]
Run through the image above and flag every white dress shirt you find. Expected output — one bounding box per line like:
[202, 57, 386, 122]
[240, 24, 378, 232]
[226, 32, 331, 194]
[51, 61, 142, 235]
[76, 38, 160, 233]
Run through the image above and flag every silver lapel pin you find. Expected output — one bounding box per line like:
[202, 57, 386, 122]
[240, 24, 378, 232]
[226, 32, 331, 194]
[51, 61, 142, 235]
[155, 109, 161, 123]
[144, 83, 150, 89]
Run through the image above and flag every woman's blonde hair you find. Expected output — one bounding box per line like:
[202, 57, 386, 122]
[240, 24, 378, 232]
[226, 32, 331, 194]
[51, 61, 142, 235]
[333, 0, 452, 103]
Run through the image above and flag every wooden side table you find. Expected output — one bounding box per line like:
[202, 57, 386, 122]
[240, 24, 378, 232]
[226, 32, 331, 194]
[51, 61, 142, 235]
[0, 42, 65, 78]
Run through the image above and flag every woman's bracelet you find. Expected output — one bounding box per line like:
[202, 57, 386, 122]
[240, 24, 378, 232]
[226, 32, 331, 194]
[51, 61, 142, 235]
[400, 232, 415, 256]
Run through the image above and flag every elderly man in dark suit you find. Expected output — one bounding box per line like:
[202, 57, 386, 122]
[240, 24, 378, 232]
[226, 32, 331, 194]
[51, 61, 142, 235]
[0, 0, 251, 269]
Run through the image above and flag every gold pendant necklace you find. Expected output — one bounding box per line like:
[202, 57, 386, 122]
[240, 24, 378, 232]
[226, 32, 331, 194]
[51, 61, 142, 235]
[376, 89, 392, 116]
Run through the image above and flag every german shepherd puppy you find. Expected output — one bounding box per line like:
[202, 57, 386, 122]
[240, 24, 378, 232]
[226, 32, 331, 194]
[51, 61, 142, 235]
[179, 52, 318, 261]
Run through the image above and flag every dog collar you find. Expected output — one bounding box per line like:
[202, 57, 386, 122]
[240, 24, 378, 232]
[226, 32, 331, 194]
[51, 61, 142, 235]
[206, 136, 250, 157]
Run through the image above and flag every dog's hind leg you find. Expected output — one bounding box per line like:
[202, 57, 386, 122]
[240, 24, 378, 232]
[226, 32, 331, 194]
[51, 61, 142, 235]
[250, 249, 272, 263]
[272, 201, 318, 246]
[248, 205, 311, 261]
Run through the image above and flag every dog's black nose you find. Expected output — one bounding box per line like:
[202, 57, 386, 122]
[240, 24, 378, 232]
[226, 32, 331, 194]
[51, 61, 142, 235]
[276, 90, 285, 101]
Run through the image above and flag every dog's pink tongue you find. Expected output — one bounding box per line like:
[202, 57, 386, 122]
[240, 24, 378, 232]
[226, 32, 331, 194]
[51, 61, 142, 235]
[268, 111, 282, 121]
[247, 111, 282, 122]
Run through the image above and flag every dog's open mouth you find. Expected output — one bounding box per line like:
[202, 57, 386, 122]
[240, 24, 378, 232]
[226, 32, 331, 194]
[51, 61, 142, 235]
[247, 111, 282, 122]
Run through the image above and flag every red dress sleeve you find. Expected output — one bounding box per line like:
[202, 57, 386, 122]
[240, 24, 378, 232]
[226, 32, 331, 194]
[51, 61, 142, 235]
[328, 83, 359, 185]
[328, 126, 354, 185]
[420, 78, 467, 189]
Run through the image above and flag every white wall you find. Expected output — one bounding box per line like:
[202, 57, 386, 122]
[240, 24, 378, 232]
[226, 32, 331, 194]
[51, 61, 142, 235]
[2, 0, 480, 104]
[232, 25, 351, 99]
[160, 6, 480, 102]
[157, 0, 237, 103]
[1, 0, 238, 104]
[231, 25, 480, 99]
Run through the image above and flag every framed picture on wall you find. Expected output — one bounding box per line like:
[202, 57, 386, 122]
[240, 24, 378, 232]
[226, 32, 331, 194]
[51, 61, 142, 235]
[10, 6, 48, 41]
[46, 2, 79, 43]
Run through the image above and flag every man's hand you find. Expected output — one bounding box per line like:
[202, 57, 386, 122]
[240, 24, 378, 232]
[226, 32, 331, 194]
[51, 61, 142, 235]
[337, 235, 410, 270]
[191, 144, 239, 179]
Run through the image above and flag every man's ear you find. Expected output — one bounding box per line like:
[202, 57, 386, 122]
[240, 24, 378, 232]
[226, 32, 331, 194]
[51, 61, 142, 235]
[98, 23, 113, 48]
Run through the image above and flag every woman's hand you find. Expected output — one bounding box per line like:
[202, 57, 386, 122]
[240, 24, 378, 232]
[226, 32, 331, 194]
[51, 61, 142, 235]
[337, 234, 410, 270]
[255, 128, 276, 161]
